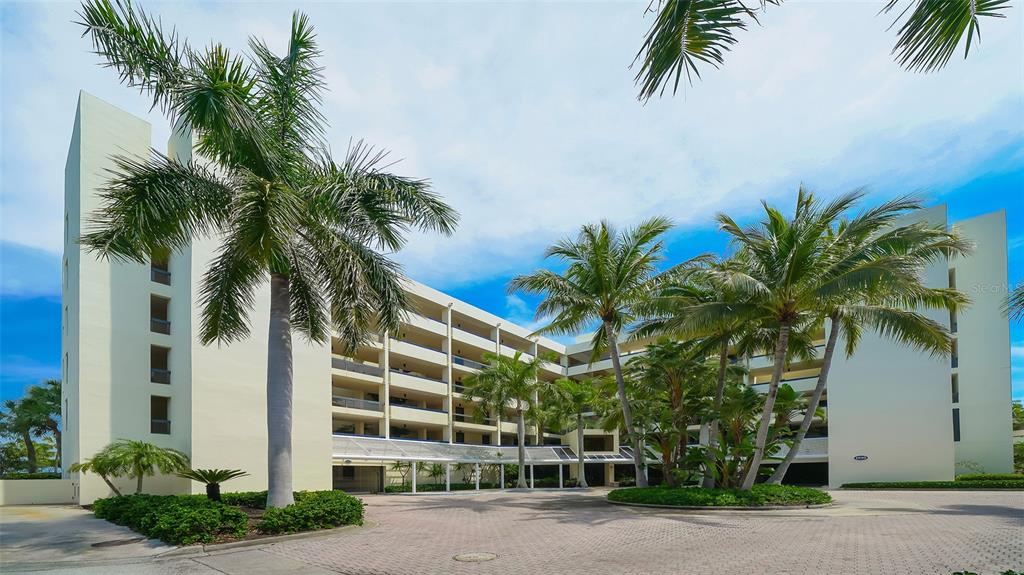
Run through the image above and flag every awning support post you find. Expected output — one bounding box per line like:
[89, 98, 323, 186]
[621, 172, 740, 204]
[530, 464, 535, 489]
[558, 464, 563, 489]
[411, 461, 417, 494]
[445, 463, 451, 492]
[500, 464, 505, 489]
[474, 463, 480, 490]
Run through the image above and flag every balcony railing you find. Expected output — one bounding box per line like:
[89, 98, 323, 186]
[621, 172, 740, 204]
[332, 357, 383, 377]
[332, 396, 383, 412]
[409, 311, 446, 327]
[151, 419, 171, 434]
[453, 356, 485, 370]
[452, 384, 468, 394]
[150, 368, 171, 385]
[390, 403, 447, 414]
[150, 318, 171, 335]
[453, 326, 495, 343]
[454, 412, 495, 424]
[391, 338, 445, 355]
[151, 268, 171, 285]
[390, 368, 445, 385]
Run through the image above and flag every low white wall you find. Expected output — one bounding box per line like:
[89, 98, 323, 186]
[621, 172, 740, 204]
[0, 479, 77, 505]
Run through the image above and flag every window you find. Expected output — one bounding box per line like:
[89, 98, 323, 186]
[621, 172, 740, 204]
[952, 408, 961, 442]
[151, 396, 170, 434]
[455, 431, 465, 443]
[150, 296, 170, 334]
[151, 346, 171, 384]
[951, 374, 959, 404]
[151, 249, 170, 285]
[482, 435, 491, 445]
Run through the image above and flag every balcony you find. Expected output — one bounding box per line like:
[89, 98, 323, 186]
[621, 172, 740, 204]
[772, 437, 828, 460]
[404, 312, 447, 336]
[389, 338, 447, 365]
[390, 404, 449, 426]
[150, 368, 171, 385]
[452, 327, 495, 351]
[150, 318, 171, 335]
[332, 356, 383, 379]
[389, 369, 448, 396]
[150, 267, 171, 285]
[454, 412, 495, 425]
[453, 355, 485, 371]
[150, 419, 171, 434]
[332, 396, 383, 412]
[751, 375, 819, 394]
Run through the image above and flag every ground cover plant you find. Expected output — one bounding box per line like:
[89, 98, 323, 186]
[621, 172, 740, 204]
[91, 490, 363, 545]
[607, 484, 831, 507]
[843, 480, 1024, 490]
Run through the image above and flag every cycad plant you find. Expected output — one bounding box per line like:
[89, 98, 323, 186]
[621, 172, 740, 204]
[510, 217, 676, 487]
[76, 1, 457, 508]
[177, 468, 249, 501]
[462, 351, 543, 488]
[633, 0, 1009, 100]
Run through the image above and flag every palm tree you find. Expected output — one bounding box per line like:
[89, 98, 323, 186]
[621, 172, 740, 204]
[70, 452, 125, 496]
[103, 440, 190, 494]
[1007, 285, 1024, 320]
[766, 204, 968, 483]
[510, 218, 675, 487]
[462, 351, 543, 488]
[633, 0, 1009, 100]
[542, 377, 600, 488]
[0, 398, 48, 473]
[27, 380, 61, 469]
[714, 190, 970, 488]
[177, 468, 249, 501]
[76, 1, 458, 508]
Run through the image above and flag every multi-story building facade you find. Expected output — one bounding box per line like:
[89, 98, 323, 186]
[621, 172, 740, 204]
[61, 93, 1013, 503]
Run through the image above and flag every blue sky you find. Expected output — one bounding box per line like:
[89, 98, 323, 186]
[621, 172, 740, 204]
[1, 1, 1022, 402]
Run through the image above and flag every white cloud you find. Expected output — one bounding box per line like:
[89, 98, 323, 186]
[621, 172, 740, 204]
[1012, 344, 1024, 360]
[1, 1, 1021, 291]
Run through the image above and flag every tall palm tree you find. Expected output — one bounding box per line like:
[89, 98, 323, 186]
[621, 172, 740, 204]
[766, 204, 968, 483]
[462, 351, 543, 488]
[714, 190, 970, 488]
[76, 1, 458, 508]
[633, 0, 1010, 100]
[542, 377, 600, 488]
[0, 398, 48, 473]
[510, 217, 674, 487]
[27, 380, 61, 469]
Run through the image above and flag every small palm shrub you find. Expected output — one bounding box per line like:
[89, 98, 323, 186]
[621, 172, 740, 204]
[92, 494, 247, 545]
[177, 469, 249, 501]
[257, 491, 364, 534]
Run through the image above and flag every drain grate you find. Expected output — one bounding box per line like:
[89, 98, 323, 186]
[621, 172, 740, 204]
[91, 537, 145, 548]
[453, 552, 498, 562]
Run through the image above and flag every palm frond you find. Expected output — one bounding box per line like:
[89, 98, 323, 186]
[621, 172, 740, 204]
[884, 0, 1010, 73]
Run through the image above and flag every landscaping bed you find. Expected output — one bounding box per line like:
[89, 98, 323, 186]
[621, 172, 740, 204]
[91, 490, 364, 545]
[843, 480, 1024, 490]
[607, 484, 832, 508]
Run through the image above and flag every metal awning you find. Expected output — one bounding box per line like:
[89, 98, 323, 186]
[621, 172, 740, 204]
[332, 434, 644, 464]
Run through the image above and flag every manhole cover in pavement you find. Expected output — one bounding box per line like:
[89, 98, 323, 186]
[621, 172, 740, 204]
[453, 552, 498, 562]
[91, 537, 145, 548]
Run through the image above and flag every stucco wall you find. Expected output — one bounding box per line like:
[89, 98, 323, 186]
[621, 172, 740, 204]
[0, 480, 77, 506]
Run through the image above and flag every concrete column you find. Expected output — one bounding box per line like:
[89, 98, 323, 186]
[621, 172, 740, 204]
[500, 464, 505, 489]
[411, 462, 417, 494]
[383, 332, 391, 438]
[558, 464, 563, 488]
[474, 463, 481, 490]
[445, 463, 451, 492]
[529, 464, 535, 489]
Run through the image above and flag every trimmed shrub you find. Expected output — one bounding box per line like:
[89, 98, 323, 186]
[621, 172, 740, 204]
[220, 490, 269, 509]
[842, 480, 1024, 490]
[955, 473, 1024, 482]
[385, 482, 499, 493]
[92, 494, 247, 545]
[1, 472, 62, 480]
[607, 484, 831, 507]
[257, 490, 364, 535]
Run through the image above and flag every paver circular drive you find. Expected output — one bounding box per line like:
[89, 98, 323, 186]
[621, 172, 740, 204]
[261, 488, 1023, 575]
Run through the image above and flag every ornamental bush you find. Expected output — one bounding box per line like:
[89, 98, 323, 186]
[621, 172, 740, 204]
[0, 472, 62, 480]
[92, 494, 247, 545]
[220, 490, 269, 508]
[257, 490, 364, 535]
[607, 484, 831, 507]
[955, 473, 1024, 482]
[842, 480, 1024, 489]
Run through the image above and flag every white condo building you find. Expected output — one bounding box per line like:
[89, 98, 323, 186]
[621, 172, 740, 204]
[61, 92, 1013, 503]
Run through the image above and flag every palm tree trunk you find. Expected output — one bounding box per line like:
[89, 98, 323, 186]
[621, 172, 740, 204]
[741, 321, 791, 490]
[516, 408, 528, 488]
[576, 413, 588, 488]
[267, 274, 295, 508]
[136, 473, 144, 494]
[605, 321, 647, 488]
[54, 427, 62, 471]
[21, 430, 37, 474]
[768, 318, 839, 484]
[702, 339, 730, 489]
[100, 473, 122, 497]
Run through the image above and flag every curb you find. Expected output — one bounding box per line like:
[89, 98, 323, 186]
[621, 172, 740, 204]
[159, 521, 373, 556]
[606, 499, 834, 511]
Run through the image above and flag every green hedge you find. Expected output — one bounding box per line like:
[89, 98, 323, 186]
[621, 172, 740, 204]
[220, 490, 269, 508]
[843, 480, 1024, 490]
[92, 494, 248, 545]
[385, 482, 499, 493]
[955, 473, 1024, 482]
[257, 491, 364, 535]
[1, 472, 62, 480]
[608, 484, 832, 507]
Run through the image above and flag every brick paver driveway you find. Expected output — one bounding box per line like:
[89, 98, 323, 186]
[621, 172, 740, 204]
[266, 488, 1022, 575]
[7, 488, 1022, 574]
